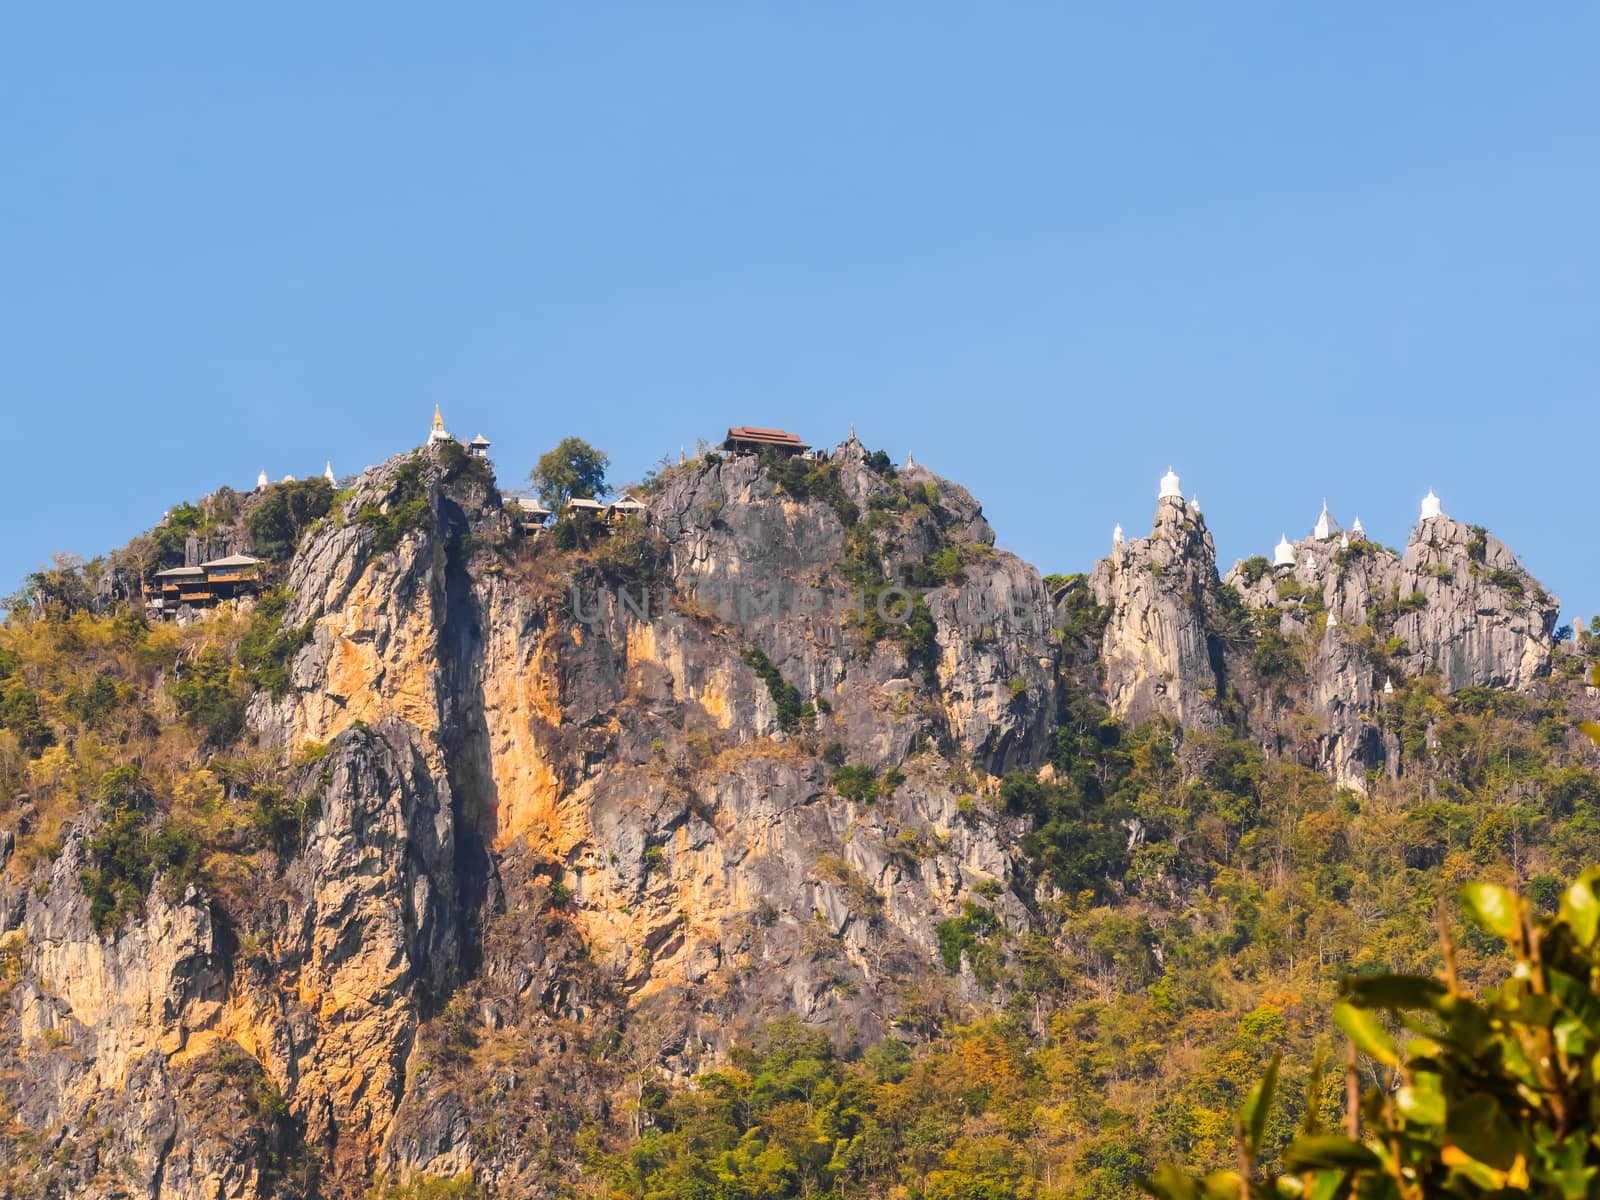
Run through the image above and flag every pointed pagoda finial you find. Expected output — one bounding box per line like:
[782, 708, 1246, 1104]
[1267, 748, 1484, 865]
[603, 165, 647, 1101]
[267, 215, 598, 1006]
[849, 422, 857, 442]
[679, 447, 686, 465]
[257, 468, 269, 490]
[907, 450, 915, 468]
[433, 404, 444, 430]
[1190, 494, 1200, 513]
[1112, 523, 1124, 547]
[324, 461, 336, 484]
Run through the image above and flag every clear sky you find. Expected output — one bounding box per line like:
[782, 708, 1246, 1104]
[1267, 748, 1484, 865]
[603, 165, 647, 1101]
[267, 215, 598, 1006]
[4, 6, 1596, 620]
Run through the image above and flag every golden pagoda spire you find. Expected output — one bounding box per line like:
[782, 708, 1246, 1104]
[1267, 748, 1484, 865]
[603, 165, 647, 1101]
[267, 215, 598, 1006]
[433, 404, 444, 430]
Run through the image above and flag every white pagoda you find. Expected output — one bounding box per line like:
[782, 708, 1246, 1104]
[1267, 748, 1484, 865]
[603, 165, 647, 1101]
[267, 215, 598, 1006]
[1313, 500, 1341, 541]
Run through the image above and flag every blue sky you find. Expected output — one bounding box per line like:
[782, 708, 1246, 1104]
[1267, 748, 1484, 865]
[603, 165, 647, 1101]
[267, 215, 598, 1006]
[3, 6, 1596, 619]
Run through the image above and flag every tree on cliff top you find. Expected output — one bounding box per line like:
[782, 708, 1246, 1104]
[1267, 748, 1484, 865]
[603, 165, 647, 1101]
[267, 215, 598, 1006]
[531, 438, 609, 508]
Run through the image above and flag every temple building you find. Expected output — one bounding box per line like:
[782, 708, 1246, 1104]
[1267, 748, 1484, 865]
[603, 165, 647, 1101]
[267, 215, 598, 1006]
[723, 426, 810, 457]
[503, 493, 553, 532]
[607, 495, 647, 522]
[468, 435, 491, 459]
[428, 405, 453, 445]
[146, 554, 263, 620]
[1420, 489, 1444, 521]
[1313, 500, 1341, 541]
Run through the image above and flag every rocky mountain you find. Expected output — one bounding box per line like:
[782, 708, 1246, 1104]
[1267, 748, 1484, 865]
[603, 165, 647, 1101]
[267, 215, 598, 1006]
[0, 439, 1582, 1198]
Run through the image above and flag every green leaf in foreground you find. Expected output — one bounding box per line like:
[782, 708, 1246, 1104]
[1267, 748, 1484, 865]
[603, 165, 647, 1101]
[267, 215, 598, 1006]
[1332, 1001, 1398, 1065]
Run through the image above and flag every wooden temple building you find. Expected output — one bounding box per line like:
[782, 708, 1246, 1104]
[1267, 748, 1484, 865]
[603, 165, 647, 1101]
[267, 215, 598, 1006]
[146, 554, 263, 619]
[722, 426, 810, 457]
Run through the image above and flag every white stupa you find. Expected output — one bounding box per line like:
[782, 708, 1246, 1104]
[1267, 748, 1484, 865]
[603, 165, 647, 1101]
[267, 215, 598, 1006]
[1190, 494, 1200, 513]
[1304, 551, 1318, 575]
[1383, 676, 1395, 695]
[1313, 500, 1341, 541]
[1112, 523, 1125, 548]
[1420, 489, 1443, 521]
[1339, 531, 1350, 549]
[1158, 466, 1182, 500]
[1328, 608, 1340, 629]
[324, 461, 336, 484]
[1351, 516, 1365, 538]
[428, 405, 452, 445]
[281, 474, 296, 483]
[257, 468, 269, 490]
[1273, 535, 1296, 567]
[906, 451, 915, 468]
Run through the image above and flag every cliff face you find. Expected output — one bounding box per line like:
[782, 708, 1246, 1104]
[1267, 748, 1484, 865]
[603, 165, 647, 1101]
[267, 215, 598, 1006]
[0, 446, 1570, 1197]
[0, 441, 1057, 1196]
[1088, 496, 1225, 731]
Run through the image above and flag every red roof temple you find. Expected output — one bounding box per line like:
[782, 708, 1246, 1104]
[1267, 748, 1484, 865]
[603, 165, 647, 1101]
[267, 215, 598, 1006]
[722, 426, 810, 456]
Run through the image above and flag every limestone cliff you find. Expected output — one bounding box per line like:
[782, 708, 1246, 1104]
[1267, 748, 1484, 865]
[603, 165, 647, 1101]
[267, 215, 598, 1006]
[1087, 496, 1225, 731]
[0, 445, 1570, 1197]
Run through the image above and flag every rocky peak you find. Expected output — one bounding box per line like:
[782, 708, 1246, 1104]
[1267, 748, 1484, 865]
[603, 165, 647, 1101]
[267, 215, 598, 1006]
[1394, 515, 1558, 689]
[1088, 495, 1225, 730]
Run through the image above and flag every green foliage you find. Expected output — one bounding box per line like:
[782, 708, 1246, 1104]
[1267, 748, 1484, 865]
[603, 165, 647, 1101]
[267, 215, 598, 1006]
[531, 437, 609, 507]
[64, 673, 122, 727]
[592, 519, 666, 590]
[1273, 576, 1324, 613]
[0, 677, 54, 755]
[366, 1174, 483, 1200]
[169, 646, 248, 746]
[237, 587, 313, 701]
[832, 763, 878, 802]
[1002, 768, 1130, 899]
[1144, 868, 1600, 1199]
[1056, 573, 1112, 645]
[79, 767, 198, 934]
[740, 646, 807, 731]
[763, 452, 859, 528]
[355, 458, 432, 553]
[248, 785, 302, 855]
[150, 502, 205, 570]
[1486, 567, 1524, 596]
[247, 477, 334, 561]
[1238, 556, 1272, 586]
[936, 899, 1001, 974]
[1251, 618, 1298, 678]
[1466, 524, 1489, 562]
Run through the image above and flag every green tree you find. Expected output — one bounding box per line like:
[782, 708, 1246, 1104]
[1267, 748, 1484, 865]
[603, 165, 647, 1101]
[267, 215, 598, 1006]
[531, 437, 609, 508]
[247, 477, 334, 560]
